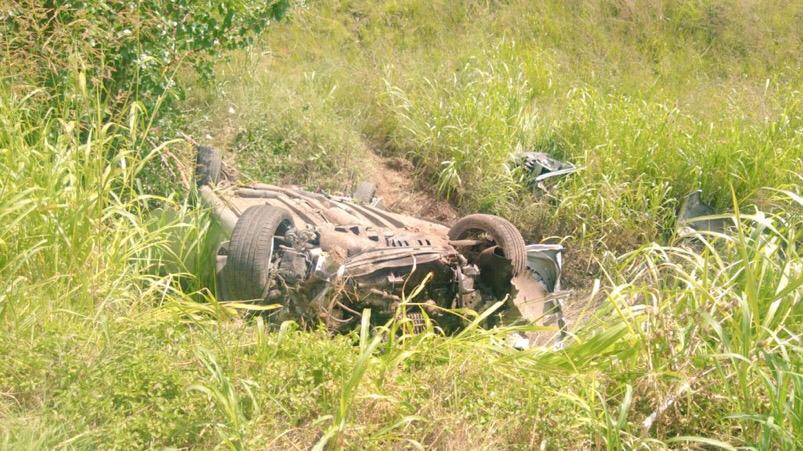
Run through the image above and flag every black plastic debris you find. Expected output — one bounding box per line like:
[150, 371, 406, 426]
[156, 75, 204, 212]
[677, 190, 729, 234]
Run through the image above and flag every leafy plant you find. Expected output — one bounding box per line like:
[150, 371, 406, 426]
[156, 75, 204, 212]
[2, 0, 289, 108]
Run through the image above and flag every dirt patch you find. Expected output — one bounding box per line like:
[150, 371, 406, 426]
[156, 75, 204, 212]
[362, 152, 458, 224]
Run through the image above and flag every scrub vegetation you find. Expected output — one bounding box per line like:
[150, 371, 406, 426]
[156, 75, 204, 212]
[1, 1, 801, 449]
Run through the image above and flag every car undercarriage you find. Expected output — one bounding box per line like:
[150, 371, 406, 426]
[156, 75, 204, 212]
[195, 146, 566, 340]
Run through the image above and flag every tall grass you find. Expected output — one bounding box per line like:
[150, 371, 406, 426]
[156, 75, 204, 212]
[0, 77, 221, 447]
[0, 84, 158, 318]
[386, 44, 535, 209]
[592, 190, 802, 448]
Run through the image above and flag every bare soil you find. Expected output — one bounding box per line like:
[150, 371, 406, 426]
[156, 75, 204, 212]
[362, 152, 458, 225]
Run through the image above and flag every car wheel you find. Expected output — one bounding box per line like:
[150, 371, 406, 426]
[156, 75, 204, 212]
[195, 145, 222, 186]
[220, 205, 294, 301]
[352, 181, 376, 204]
[448, 214, 527, 275]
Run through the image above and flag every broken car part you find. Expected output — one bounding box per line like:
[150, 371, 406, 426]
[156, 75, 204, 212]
[677, 190, 730, 234]
[517, 151, 577, 191]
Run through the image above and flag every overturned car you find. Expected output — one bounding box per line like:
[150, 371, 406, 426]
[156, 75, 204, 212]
[195, 147, 564, 336]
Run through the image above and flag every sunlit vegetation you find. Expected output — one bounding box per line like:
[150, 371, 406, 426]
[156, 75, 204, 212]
[1, 1, 800, 448]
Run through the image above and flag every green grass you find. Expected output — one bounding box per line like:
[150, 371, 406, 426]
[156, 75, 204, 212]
[1, 0, 802, 449]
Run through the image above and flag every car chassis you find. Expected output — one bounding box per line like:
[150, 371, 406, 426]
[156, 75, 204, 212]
[195, 146, 565, 336]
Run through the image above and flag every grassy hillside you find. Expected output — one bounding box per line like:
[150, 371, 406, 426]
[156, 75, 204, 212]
[2, 1, 801, 449]
[190, 0, 801, 254]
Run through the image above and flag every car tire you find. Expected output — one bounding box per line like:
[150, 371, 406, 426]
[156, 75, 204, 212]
[448, 214, 527, 275]
[195, 145, 222, 186]
[220, 205, 294, 301]
[352, 181, 376, 204]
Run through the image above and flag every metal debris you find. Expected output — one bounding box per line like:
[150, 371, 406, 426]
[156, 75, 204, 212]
[677, 190, 730, 234]
[518, 152, 577, 191]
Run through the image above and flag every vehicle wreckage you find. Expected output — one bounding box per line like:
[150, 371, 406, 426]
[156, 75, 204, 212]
[195, 146, 566, 338]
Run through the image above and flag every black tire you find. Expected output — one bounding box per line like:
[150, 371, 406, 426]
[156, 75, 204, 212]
[195, 145, 222, 186]
[352, 181, 376, 204]
[448, 214, 528, 275]
[220, 205, 293, 301]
